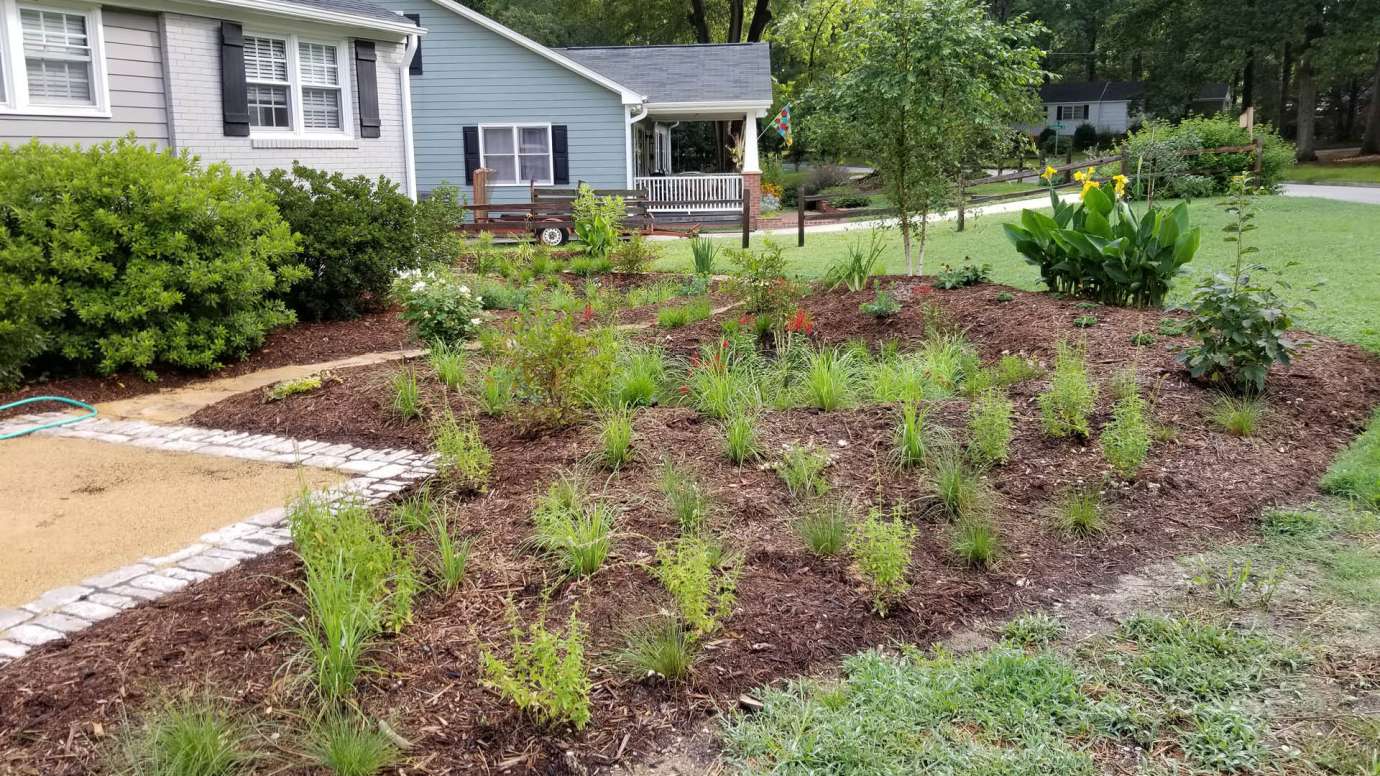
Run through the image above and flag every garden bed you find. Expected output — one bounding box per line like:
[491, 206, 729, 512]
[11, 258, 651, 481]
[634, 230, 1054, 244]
[3, 279, 1378, 774]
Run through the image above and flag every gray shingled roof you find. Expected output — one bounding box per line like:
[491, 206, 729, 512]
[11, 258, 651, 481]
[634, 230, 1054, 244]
[555, 43, 772, 104]
[1040, 80, 1145, 104]
[275, 0, 410, 26]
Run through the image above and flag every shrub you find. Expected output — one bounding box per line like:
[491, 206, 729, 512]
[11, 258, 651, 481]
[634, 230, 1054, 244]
[307, 713, 401, 776]
[257, 163, 417, 321]
[1125, 117, 1293, 194]
[610, 233, 660, 273]
[967, 390, 1013, 467]
[613, 616, 699, 682]
[0, 138, 302, 385]
[390, 367, 421, 420]
[935, 261, 991, 289]
[859, 281, 902, 319]
[817, 186, 871, 209]
[433, 413, 492, 492]
[660, 459, 711, 532]
[728, 240, 799, 327]
[572, 185, 623, 260]
[1072, 122, 1098, 151]
[951, 515, 1000, 568]
[597, 406, 635, 470]
[850, 507, 915, 616]
[723, 410, 760, 465]
[1038, 340, 1097, 438]
[530, 474, 615, 577]
[1101, 383, 1151, 478]
[1320, 408, 1380, 508]
[392, 266, 484, 345]
[491, 311, 618, 427]
[779, 444, 831, 499]
[481, 606, 592, 730]
[1051, 486, 1104, 536]
[414, 184, 465, 266]
[690, 237, 719, 276]
[824, 230, 885, 292]
[797, 498, 849, 556]
[112, 695, 257, 776]
[654, 534, 739, 633]
[1210, 395, 1265, 437]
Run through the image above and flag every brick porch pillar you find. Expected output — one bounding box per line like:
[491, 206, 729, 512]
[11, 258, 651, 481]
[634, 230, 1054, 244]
[742, 171, 762, 231]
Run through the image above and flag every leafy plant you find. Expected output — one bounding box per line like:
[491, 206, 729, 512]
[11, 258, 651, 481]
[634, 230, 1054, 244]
[859, 281, 902, 319]
[995, 291, 1015, 302]
[430, 513, 472, 593]
[390, 367, 421, 421]
[654, 534, 739, 633]
[610, 233, 660, 273]
[491, 310, 618, 427]
[1182, 703, 1266, 772]
[481, 606, 592, 730]
[893, 403, 931, 468]
[824, 230, 886, 292]
[951, 515, 1000, 569]
[613, 616, 699, 682]
[1051, 486, 1104, 536]
[0, 138, 302, 386]
[1038, 340, 1097, 438]
[689, 237, 719, 276]
[306, 713, 401, 776]
[660, 459, 711, 533]
[433, 412, 492, 492]
[1101, 382, 1151, 478]
[728, 240, 799, 327]
[530, 474, 615, 577]
[1072, 314, 1098, 328]
[935, 261, 991, 289]
[850, 507, 916, 616]
[967, 390, 1014, 467]
[1002, 612, 1066, 647]
[597, 406, 635, 470]
[797, 498, 850, 556]
[111, 695, 256, 776]
[723, 410, 760, 465]
[778, 444, 831, 499]
[392, 266, 484, 344]
[995, 354, 1042, 385]
[1129, 332, 1156, 347]
[572, 185, 624, 260]
[478, 364, 515, 415]
[265, 373, 325, 402]
[1210, 395, 1265, 437]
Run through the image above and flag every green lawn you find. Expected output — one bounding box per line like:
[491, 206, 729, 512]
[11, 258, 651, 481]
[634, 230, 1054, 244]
[1284, 160, 1380, 185]
[654, 195, 1380, 353]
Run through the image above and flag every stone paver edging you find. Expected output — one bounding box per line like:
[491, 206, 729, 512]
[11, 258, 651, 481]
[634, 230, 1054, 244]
[0, 411, 435, 666]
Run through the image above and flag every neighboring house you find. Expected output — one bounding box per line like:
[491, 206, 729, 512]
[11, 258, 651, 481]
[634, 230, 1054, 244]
[367, 0, 774, 230]
[0, 0, 423, 191]
[1030, 79, 1233, 137]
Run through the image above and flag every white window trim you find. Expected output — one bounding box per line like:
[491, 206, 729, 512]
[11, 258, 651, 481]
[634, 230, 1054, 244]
[243, 29, 354, 140]
[0, 0, 109, 117]
[478, 123, 554, 187]
[1056, 104, 1090, 122]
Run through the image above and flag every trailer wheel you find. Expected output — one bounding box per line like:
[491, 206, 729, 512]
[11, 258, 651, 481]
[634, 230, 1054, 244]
[535, 226, 568, 247]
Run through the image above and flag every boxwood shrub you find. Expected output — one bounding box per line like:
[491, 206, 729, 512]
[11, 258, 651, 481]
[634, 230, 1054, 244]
[0, 137, 303, 386]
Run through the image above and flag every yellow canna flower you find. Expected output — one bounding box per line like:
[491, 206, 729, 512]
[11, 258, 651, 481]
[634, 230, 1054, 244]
[1040, 164, 1057, 182]
[1080, 179, 1102, 199]
[1112, 174, 1129, 198]
[1073, 169, 1087, 183]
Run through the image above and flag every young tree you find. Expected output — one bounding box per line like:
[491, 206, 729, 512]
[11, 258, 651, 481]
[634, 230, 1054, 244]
[803, 0, 1044, 275]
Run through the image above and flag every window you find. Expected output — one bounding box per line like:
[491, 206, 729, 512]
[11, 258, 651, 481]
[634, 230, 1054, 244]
[0, 1, 108, 114]
[242, 32, 349, 135]
[1057, 104, 1089, 121]
[480, 125, 552, 185]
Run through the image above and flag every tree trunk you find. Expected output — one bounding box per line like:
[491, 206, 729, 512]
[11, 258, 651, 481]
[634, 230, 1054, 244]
[1295, 51, 1318, 162]
[900, 218, 913, 275]
[1362, 48, 1380, 155]
[1241, 50, 1255, 109]
[746, 0, 772, 42]
[917, 211, 929, 277]
[1277, 41, 1292, 132]
[1343, 78, 1360, 140]
[687, 0, 711, 43]
[727, 0, 743, 43]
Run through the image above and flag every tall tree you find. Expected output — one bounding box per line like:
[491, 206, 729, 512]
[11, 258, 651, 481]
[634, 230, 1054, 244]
[1363, 47, 1380, 154]
[804, 0, 1044, 275]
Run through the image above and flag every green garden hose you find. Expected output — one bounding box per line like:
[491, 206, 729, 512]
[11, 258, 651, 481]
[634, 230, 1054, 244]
[0, 395, 98, 440]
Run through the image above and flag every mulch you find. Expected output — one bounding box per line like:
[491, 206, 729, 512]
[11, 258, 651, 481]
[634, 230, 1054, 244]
[0, 311, 416, 409]
[3, 278, 1378, 775]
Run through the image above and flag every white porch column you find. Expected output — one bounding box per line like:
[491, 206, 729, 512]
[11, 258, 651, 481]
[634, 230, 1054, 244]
[742, 110, 760, 173]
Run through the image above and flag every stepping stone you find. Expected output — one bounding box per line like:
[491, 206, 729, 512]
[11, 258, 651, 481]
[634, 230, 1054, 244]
[60, 601, 121, 623]
[5, 623, 66, 646]
[82, 563, 154, 589]
[21, 585, 93, 614]
[0, 609, 31, 630]
[0, 641, 27, 660]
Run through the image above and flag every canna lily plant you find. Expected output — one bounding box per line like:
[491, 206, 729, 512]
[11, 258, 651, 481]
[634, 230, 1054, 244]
[1004, 166, 1200, 308]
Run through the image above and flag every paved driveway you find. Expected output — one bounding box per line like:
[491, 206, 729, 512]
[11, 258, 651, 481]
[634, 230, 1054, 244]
[1281, 183, 1380, 205]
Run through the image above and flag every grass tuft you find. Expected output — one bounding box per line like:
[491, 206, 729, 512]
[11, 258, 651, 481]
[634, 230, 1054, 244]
[530, 473, 615, 578]
[930, 450, 986, 520]
[801, 347, 860, 411]
[950, 515, 1000, 569]
[112, 695, 255, 776]
[796, 498, 850, 556]
[1210, 395, 1266, 437]
[429, 342, 467, 391]
[430, 512, 472, 593]
[967, 390, 1014, 467]
[306, 713, 401, 776]
[1001, 611, 1065, 647]
[613, 616, 699, 682]
[893, 403, 930, 468]
[1051, 486, 1105, 537]
[390, 367, 422, 420]
[778, 443, 831, 499]
[659, 458, 711, 533]
[1100, 378, 1151, 478]
[722, 410, 760, 464]
[597, 406, 635, 470]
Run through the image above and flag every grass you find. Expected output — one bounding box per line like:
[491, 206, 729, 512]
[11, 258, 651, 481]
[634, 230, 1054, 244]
[930, 450, 986, 520]
[530, 474, 615, 578]
[893, 403, 930, 467]
[1284, 159, 1380, 185]
[391, 488, 437, 533]
[1001, 611, 1065, 647]
[778, 444, 831, 499]
[796, 498, 849, 556]
[112, 695, 256, 776]
[612, 616, 699, 682]
[1320, 407, 1380, 508]
[306, 713, 401, 776]
[722, 410, 760, 464]
[430, 513, 471, 594]
[950, 516, 1000, 569]
[1051, 486, 1105, 536]
[801, 347, 860, 410]
[1038, 339, 1097, 439]
[967, 390, 1013, 467]
[656, 297, 713, 328]
[659, 459, 711, 532]
[429, 342, 466, 391]
[597, 406, 635, 470]
[389, 367, 421, 420]
[611, 347, 666, 408]
[1210, 394, 1266, 437]
[654, 196, 1380, 353]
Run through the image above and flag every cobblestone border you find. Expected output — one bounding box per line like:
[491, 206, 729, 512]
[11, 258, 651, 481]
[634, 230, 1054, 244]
[0, 412, 435, 666]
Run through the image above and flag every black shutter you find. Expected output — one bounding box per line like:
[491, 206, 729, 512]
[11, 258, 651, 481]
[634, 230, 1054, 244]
[219, 22, 249, 137]
[551, 125, 569, 185]
[462, 125, 480, 185]
[354, 40, 381, 138]
[403, 13, 422, 75]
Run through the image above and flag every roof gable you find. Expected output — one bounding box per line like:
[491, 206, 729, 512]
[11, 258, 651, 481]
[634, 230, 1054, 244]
[555, 43, 773, 107]
[1040, 80, 1145, 104]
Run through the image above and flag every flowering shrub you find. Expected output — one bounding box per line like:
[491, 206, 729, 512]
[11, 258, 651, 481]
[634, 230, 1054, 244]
[727, 240, 800, 329]
[392, 266, 484, 344]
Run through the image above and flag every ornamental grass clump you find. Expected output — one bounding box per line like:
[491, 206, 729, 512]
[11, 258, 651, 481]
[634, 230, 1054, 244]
[429, 341, 467, 391]
[850, 507, 916, 616]
[660, 459, 712, 533]
[1038, 339, 1097, 438]
[597, 406, 635, 470]
[654, 534, 740, 634]
[530, 473, 615, 578]
[893, 403, 931, 468]
[306, 712, 401, 776]
[613, 616, 699, 682]
[778, 443, 831, 499]
[433, 412, 492, 493]
[1100, 378, 1151, 478]
[801, 346, 862, 411]
[951, 514, 1000, 569]
[611, 347, 667, 407]
[390, 367, 422, 420]
[967, 390, 1014, 467]
[111, 694, 258, 776]
[1210, 395, 1266, 437]
[722, 410, 760, 464]
[430, 513, 472, 593]
[1051, 486, 1105, 537]
[931, 449, 987, 520]
[481, 606, 592, 730]
[796, 498, 850, 556]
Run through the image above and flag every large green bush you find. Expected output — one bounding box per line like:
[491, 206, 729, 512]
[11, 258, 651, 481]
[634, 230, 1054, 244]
[0, 138, 302, 385]
[257, 164, 419, 321]
[1123, 118, 1293, 195]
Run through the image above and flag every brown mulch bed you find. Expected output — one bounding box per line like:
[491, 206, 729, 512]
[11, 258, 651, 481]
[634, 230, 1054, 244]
[4, 279, 1379, 774]
[0, 311, 416, 409]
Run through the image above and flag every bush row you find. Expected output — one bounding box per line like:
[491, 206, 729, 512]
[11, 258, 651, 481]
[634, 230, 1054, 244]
[0, 138, 462, 386]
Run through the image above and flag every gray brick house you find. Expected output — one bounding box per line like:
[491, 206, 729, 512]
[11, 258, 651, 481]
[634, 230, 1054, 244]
[0, 0, 423, 193]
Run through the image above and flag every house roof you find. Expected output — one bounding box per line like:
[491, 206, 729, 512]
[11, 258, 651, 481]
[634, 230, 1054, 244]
[1040, 80, 1145, 104]
[555, 43, 773, 107]
[276, 0, 409, 24]
[199, 0, 421, 35]
[1194, 83, 1231, 101]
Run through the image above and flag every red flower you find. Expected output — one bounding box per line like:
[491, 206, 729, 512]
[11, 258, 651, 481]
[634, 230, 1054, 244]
[786, 308, 814, 335]
[738, 314, 754, 326]
[678, 385, 690, 395]
[917, 284, 934, 296]
[581, 303, 595, 323]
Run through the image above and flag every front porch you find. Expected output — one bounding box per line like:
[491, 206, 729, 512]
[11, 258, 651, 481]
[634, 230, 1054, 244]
[629, 105, 764, 217]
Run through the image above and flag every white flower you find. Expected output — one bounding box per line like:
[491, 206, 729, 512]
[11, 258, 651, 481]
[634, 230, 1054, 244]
[410, 281, 426, 292]
[458, 285, 469, 294]
[470, 317, 482, 325]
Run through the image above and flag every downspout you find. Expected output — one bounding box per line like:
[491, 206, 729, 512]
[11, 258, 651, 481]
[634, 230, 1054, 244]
[400, 32, 420, 200]
[625, 102, 649, 188]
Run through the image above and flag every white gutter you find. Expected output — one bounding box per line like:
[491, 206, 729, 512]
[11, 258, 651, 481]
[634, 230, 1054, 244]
[625, 103, 650, 188]
[400, 32, 419, 201]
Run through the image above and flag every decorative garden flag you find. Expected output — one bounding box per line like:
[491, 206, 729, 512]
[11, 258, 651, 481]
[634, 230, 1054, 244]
[771, 104, 793, 146]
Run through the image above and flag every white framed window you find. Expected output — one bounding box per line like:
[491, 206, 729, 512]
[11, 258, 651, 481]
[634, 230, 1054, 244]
[480, 124, 552, 185]
[243, 31, 351, 136]
[1057, 104, 1089, 121]
[0, 0, 109, 116]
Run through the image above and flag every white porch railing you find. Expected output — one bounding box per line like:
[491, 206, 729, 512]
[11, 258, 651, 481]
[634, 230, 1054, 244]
[634, 174, 743, 212]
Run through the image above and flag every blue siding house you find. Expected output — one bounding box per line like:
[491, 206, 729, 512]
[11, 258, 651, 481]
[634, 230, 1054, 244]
[368, 0, 774, 228]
